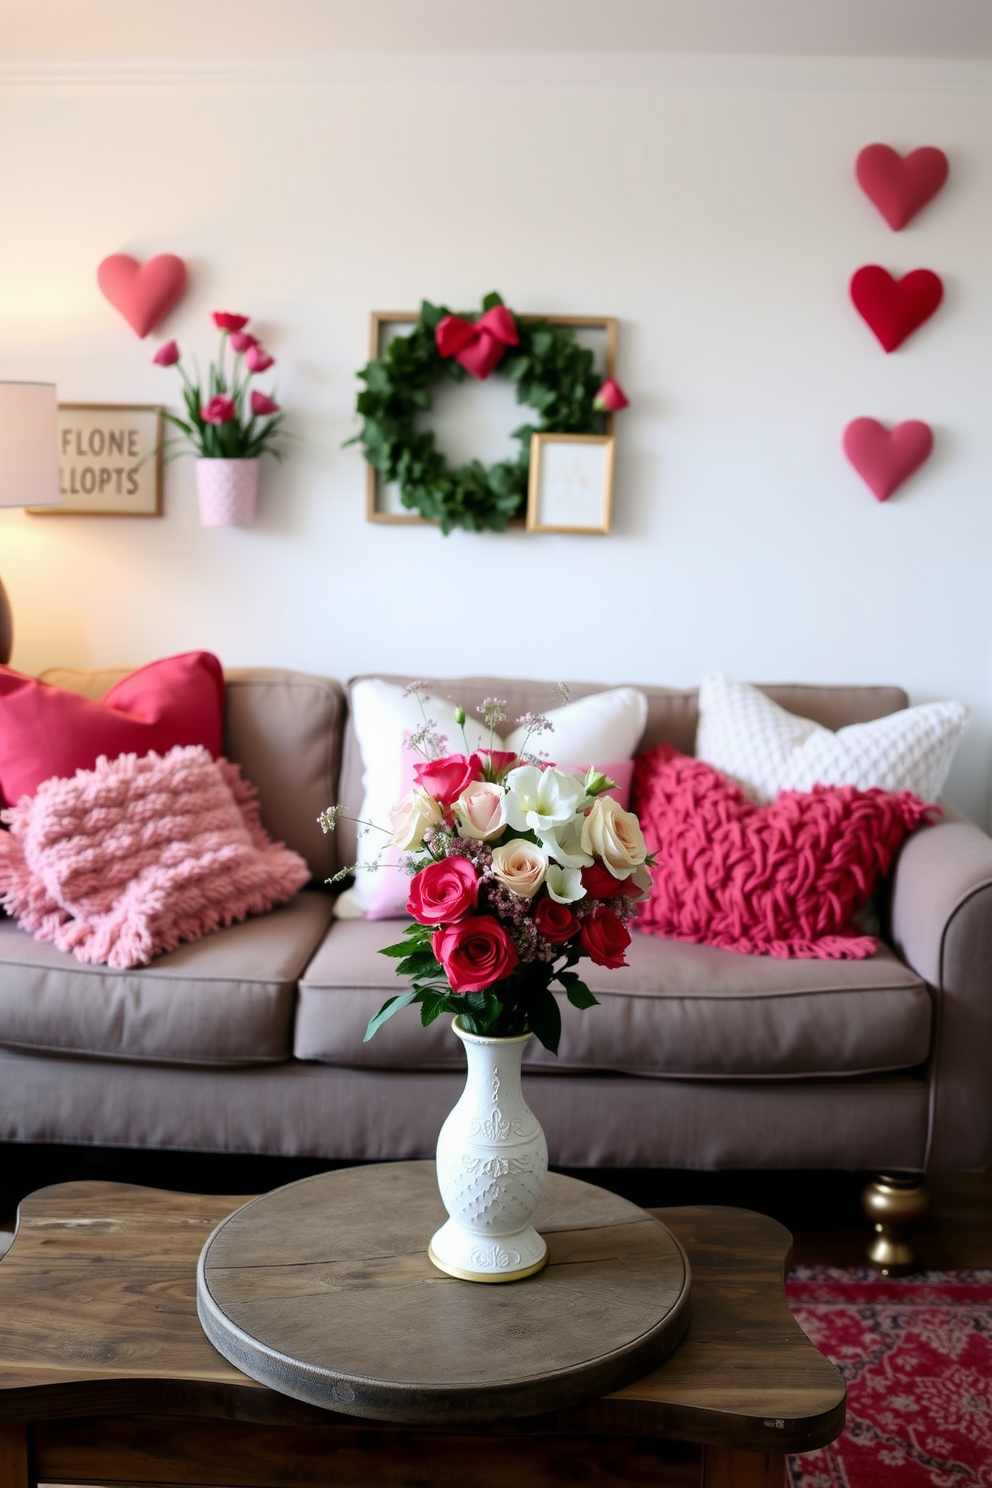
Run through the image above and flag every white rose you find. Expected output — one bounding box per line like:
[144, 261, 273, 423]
[388, 788, 442, 851]
[504, 766, 588, 835]
[491, 838, 548, 899]
[452, 781, 507, 841]
[580, 796, 648, 878]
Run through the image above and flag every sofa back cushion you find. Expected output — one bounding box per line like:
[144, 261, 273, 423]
[39, 665, 344, 881]
[337, 675, 909, 867]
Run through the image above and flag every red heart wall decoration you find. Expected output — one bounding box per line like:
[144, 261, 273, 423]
[849, 265, 943, 352]
[97, 253, 188, 338]
[856, 144, 949, 231]
[842, 418, 934, 502]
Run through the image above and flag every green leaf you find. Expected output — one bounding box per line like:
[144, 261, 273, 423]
[364, 990, 418, 1042]
[378, 942, 412, 959]
[419, 990, 451, 1027]
[564, 980, 599, 1011]
[527, 988, 562, 1056]
[482, 291, 505, 310]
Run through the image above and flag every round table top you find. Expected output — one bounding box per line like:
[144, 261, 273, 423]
[197, 1160, 691, 1423]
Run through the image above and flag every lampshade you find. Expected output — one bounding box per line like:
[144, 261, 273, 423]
[0, 380, 60, 664]
[0, 381, 61, 508]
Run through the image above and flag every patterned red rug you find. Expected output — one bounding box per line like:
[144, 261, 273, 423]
[786, 1266, 992, 1487]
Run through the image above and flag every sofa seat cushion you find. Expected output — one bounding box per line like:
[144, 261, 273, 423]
[295, 919, 932, 1080]
[0, 890, 334, 1067]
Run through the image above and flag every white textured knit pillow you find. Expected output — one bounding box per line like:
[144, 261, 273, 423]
[696, 673, 968, 805]
[336, 679, 648, 917]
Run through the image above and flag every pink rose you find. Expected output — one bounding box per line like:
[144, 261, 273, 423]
[580, 906, 631, 969]
[230, 331, 258, 354]
[246, 345, 275, 373]
[593, 377, 629, 413]
[250, 390, 281, 417]
[213, 312, 250, 332]
[452, 781, 507, 841]
[201, 394, 236, 425]
[414, 753, 481, 806]
[407, 855, 479, 925]
[432, 915, 519, 993]
[153, 340, 180, 366]
[533, 897, 577, 945]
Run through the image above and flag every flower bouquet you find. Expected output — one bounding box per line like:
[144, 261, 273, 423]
[153, 311, 286, 525]
[320, 687, 653, 1281]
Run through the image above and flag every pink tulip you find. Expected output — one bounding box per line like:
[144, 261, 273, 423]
[245, 345, 275, 373]
[201, 394, 237, 425]
[593, 377, 629, 413]
[229, 331, 258, 354]
[250, 390, 281, 417]
[213, 312, 250, 333]
[153, 340, 180, 366]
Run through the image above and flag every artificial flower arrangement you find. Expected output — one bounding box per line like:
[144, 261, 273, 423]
[320, 688, 653, 1055]
[152, 311, 286, 459]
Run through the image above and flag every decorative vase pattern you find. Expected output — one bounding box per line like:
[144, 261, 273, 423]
[429, 1018, 549, 1283]
[195, 458, 259, 526]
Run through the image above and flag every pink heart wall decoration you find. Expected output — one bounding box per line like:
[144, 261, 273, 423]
[97, 253, 188, 338]
[856, 145, 949, 231]
[842, 418, 934, 502]
[849, 265, 943, 353]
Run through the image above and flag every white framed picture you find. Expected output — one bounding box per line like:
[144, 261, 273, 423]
[526, 433, 615, 535]
[29, 404, 163, 517]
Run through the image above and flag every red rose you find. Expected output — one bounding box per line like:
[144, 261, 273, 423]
[407, 856, 479, 924]
[580, 906, 631, 969]
[229, 331, 258, 353]
[581, 862, 630, 900]
[477, 749, 518, 780]
[413, 753, 481, 805]
[432, 915, 519, 993]
[593, 376, 629, 412]
[246, 344, 275, 373]
[533, 897, 578, 945]
[250, 390, 281, 417]
[213, 311, 250, 332]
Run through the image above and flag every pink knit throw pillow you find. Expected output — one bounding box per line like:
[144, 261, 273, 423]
[632, 744, 935, 960]
[0, 745, 310, 970]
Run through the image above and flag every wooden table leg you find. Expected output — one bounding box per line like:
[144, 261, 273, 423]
[703, 1446, 786, 1487]
[0, 1423, 31, 1488]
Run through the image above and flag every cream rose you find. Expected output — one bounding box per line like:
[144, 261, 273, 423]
[452, 781, 507, 841]
[580, 797, 647, 879]
[491, 838, 548, 899]
[388, 787, 442, 851]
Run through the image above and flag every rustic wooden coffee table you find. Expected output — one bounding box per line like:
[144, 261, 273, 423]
[0, 1170, 844, 1488]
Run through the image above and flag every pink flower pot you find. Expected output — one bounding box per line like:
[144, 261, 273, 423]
[195, 458, 259, 526]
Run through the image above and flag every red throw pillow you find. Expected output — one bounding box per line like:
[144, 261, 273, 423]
[0, 651, 225, 806]
[632, 744, 934, 960]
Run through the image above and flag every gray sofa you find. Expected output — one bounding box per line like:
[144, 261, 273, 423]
[1, 666, 990, 1195]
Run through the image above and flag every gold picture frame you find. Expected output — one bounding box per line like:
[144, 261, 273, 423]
[29, 404, 163, 517]
[364, 312, 618, 525]
[525, 432, 615, 535]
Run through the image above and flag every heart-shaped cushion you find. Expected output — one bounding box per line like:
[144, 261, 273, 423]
[842, 418, 934, 502]
[632, 745, 933, 959]
[850, 265, 943, 353]
[97, 253, 188, 338]
[856, 144, 949, 231]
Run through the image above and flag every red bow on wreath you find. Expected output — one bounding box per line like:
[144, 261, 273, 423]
[435, 305, 519, 380]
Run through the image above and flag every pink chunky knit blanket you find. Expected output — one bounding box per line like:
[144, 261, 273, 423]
[0, 745, 310, 969]
[632, 744, 935, 959]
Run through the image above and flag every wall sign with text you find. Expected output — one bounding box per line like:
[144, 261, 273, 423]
[30, 404, 163, 516]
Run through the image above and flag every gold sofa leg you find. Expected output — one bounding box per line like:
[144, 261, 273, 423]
[861, 1174, 929, 1274]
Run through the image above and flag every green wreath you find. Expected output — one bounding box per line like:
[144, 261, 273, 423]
[351, 292, 607, 534]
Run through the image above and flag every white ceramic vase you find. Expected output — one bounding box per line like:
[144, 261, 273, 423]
[429, 1018, 549, 1283]
[195, 458, 259, 527]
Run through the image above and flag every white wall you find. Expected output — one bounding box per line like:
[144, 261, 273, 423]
[1, 52, 990, 819]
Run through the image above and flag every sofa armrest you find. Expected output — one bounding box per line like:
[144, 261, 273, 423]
[889, 806, 992, 1171]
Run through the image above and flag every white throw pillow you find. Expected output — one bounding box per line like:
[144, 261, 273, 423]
[336, 679, 648, 918]
[695, 673, 968, 805]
